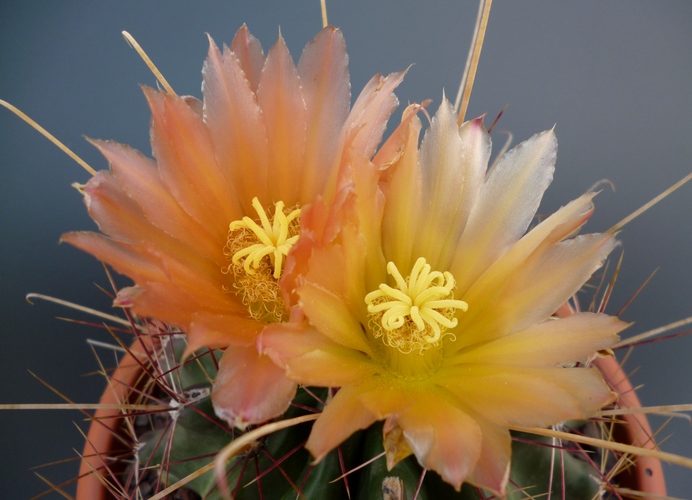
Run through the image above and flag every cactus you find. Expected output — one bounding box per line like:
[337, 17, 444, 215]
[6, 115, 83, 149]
[89, 334, 641, 499]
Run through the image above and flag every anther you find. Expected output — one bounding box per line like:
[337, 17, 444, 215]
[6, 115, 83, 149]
[365, 257, 468, 353]
[222, 197, 300, 322]
[226, 197, 300, 279]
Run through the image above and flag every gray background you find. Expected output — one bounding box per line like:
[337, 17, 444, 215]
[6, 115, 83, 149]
[1, 1, 691, 497]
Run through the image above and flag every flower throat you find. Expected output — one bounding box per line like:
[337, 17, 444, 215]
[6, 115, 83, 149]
[222, 197, 300, 322]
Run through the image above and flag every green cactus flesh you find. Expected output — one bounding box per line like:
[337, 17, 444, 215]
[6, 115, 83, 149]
[129, 338, 617, 499]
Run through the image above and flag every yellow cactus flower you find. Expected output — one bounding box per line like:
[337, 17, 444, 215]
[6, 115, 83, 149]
[61, 25, 406, 429]
[260, 99, 628, 494]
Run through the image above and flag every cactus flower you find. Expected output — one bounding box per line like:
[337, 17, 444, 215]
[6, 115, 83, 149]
[62, 25, 405, 429]
[260, 99, 628, 494]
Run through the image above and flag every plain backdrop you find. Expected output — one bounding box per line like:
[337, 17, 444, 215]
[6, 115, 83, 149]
[1, 1, 691, 498]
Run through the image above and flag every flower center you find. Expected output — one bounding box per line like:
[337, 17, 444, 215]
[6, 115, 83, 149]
[222, 197, 300, 322]
[365, 257, 468, 354]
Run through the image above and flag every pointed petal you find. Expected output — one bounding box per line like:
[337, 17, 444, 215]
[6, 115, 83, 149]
[434, 364, 613, 427]
[454, 129, 557, 292]
[340, 222, 376, 315]
[286, 347, 377, 387]
[212, 345, 297, 430]
[256, 34, 306, 205]
[297, 26, 350, 203]
[346, 71, 405, 159]
[449, 192, 597, 338]
[81, 171, 153, 244]
[141, 243, 236, 314]
[382, 109, 423, 272]
[301, 242, 350, 297]
[457, 233, 616, 347]
[347, 152, 389, 293]
[230, 25, 265, 92]
[259, 321, 337, 367]
[415, 102, 490, 270]
[202, 36, 268, 212]
[306, 385, 377, 462]
[121, 281, 198, 327]
[446, 192, 599, 355]
[79, 172, 222, 283]
[90, 139, 220, 262]
[145, 87, 235, 236]
[463, 417, 510, 496]
[398, 393, 482, 490]
[185, 311, 263, 354]
[451, 313, 626, 367]
[358, 383, 416, 418]
[547, 366, 617, 414]
[455, 116, 489, 237]
[61, 232, 166, 284]
[298, 282, 373, 355]
[281, 196, 355, 309]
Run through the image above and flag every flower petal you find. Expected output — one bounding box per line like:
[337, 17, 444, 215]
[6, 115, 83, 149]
[61, 232, 166, 284]
[346, 71, 405, 159]
[79, 172, 224, 285]
[257, 33, 307, 205]
[462, 416, 510, 496]
[398, 392, 482, 491]
[141, 243, 236, 314]
[259, 321, 336, 366]
[450, 312, 626, 367]
[306, 384, 377, 462]
[434, 364, 613, 427]
[358, 383, 416, 418]
[450, 191, 596, 309]
[381, 109, 423, 273]
[230, 25, 265, 92]
[286, 347, 377, 387]
[185, 311, 264, 354]
[456, 233, 616, 348]
[202, 36, 268, 214]
[90, 139, 220, 262]
[297, 26, 350, 203]
[81, 171, 154, 244]
[212, 345, 297, 430]
[298, 282, 373, 355]
[119, 281, 198, 326]
[453, 129, 557, 292]
[145, 88, 235, 236]
[415, 102, 491, 271]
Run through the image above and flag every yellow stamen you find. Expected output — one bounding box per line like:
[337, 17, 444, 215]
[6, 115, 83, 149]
[227, 197, 300, 279]
[222, 197, 300, 322]
[365, 258, 468, 353]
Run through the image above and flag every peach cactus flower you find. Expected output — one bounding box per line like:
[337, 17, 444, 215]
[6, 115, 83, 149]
[260, 99, 628, 494]
[62, 25, 405, 429]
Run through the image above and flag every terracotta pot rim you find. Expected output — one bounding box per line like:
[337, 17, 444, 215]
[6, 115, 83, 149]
[76, 339, 152, 500]
[594, 355, 667, 495]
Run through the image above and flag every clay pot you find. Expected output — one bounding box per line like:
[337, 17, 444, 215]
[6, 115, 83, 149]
[595, 355, 667, 495]
[76, 339, 151, 500]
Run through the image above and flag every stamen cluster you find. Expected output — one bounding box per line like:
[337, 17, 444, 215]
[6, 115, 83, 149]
[365, 257, 468, 353]
[222, 197, 300, 321]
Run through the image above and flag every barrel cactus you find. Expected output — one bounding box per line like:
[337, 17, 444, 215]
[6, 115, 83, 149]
[84, 331, 650, 499]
